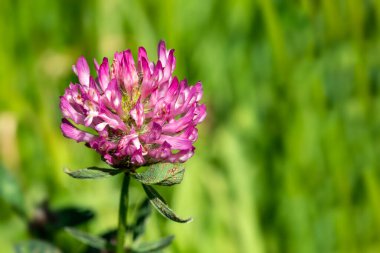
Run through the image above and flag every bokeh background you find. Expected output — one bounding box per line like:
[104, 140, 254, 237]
[1, 0, 380, 252]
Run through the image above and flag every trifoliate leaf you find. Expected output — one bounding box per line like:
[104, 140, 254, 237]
[142, 185, 192, 223]
[131, 235, 174, 252]
[65, 227, 107, 250]
[14, 240, 61, 253]
[64, 167, 122, 179]
[132, 163, 185, 186]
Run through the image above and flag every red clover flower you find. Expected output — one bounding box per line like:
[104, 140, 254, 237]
[60, 41, 206, 168]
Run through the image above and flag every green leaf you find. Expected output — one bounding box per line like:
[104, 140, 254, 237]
[131, 236, 174, 253]
[65, 227, 107, 250]
[14, 240, 61, 253]
[53, 207, 94, 228]
[0, 163, 25, 218]
[133, 199, 151, 241]
[29, 202, 94, 239]
[142, 185, 192, 223]
[132, 163, 185, 186]
[64, 166, 122, 179]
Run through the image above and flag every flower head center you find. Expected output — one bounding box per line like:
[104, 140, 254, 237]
[121, 85, 141, 124]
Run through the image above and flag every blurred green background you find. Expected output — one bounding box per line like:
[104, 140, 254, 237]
[1, 0, 380, 252]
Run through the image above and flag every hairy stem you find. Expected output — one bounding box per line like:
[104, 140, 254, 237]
[116, 172, 130, 253]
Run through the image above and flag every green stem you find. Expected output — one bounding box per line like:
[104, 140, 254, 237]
[116, 172, 130, 253]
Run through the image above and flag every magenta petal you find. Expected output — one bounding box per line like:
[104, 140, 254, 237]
[180, 126, 198, 142]
[88, 77, 100, 102]
[138, 47, 149, 65]
[61, 119, 96, 143]
[99, 106, 126, 131]
[192, 82, 203, 102]
[168, 148, 195, 163]
[114, 51, 123, 62]
[120, 50, 138, 93]
[94, 122, 108, 131]
[89, 136, 117, 153]
[60, 97, 84, 124]
[163, 49, 175, 79]
[131, 148, 145, 165]
[141, 57, 151, 76]
[159, 141, 172, 158]
[93, 59, 100, 71]
[194, 104, 207, 124]
[130, 97, 144, 128]
[139, 122, 162, 143]
[150, 122, 162, 141]
[117, 132, 139, 155]
[162, 106, 195, 133]
[164, 77, 180, 104]
[73, 56, 90, 86]
[98, 57, 110, 92]
[104, 79, 122, 114]
[157, 135, 193, 150]
[158, 40, 167, 66]
[149, 141, 171, 160]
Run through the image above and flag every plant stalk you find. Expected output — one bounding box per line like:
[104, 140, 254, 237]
[116, 172, 130, 253]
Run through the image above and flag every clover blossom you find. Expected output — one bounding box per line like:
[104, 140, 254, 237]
[60, 41, 206, 168]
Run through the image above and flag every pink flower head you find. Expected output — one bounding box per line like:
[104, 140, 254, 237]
[60, 41, 206, 168]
